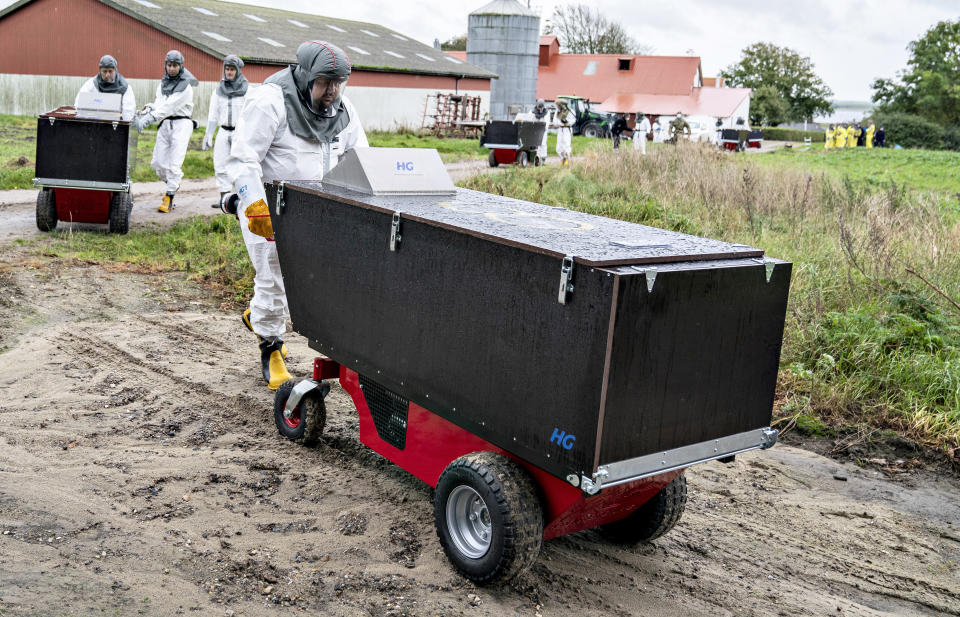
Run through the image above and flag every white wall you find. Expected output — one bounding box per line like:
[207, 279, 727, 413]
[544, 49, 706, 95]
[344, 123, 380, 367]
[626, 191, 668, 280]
[0, 73, 489, 132]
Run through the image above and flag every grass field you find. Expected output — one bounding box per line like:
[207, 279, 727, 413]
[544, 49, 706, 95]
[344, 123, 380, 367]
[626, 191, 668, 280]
[752, 145, 960, 195]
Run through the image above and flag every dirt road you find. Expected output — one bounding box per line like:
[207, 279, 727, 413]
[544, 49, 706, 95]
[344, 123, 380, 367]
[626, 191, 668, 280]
[1, 177, 959, 616]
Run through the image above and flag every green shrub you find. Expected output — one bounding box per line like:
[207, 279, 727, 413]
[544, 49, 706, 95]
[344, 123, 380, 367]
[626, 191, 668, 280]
[868, 111, 948, 150]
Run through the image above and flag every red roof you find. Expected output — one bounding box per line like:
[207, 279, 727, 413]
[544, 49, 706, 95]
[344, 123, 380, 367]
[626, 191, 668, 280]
[599, 87, 752, 117]
[537, 54, 702, 101]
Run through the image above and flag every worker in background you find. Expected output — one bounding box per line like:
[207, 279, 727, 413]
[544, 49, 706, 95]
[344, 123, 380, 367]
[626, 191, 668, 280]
[669, 112, 690, 143]
[554, 99, 574, 165]
[652, 118, 663, 143]
[856, 123, 866, 147]
[221, 41, 368, 390]
[75, 55, 136, 117]
[846, 123, 857, 148]
[610, 113, 628, 150]
[134, 50, 198, 213]
[514, 99, 549, 164]
[825, 124, 834, 150]
[633, 111, 651, 154]
[204, 55, 249, 207]
[834, 124, 846, 149]
[875, 125, 886, 147]
[866, 121, 876, 148]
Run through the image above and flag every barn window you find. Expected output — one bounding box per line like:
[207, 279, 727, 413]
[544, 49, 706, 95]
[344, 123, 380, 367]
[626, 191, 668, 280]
[258, 37, 285, 47]
[584, 61, 598, 75]
[192, 7, 216, 15]
[618, 57, 632, 70]
[416, 53, 437, 62]
[202, 31, 231, 42]
[243, 13, 266, 22]
[384, 50, 405, 58]
[361, 29, 380, 37]
[134, 0, 160, 7]
[288, 19, 308, 28]
[327, 24, 346, 32]
[348, 46, 370, 55]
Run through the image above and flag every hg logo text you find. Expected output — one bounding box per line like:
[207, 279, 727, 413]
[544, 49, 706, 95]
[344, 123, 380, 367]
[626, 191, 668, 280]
[550, 428, 576, 450]
[396, 161, 414, 171]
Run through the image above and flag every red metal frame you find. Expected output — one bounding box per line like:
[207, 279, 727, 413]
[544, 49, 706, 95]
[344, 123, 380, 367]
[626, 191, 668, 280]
[313, 358, 681, 540]
[492, 148, 520, 165]
[52, 188, 111, 224]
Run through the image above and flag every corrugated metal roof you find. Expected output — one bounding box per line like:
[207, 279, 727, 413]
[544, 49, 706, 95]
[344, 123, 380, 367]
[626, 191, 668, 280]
[537, 54, 702, 101]
[599, 88, 751, 117]
[469, 0, 538, 17]
[0, 0, 496, 79]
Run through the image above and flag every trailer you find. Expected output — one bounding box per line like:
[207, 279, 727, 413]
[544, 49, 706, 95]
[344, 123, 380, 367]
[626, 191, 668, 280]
[33, 98, 136, 234]
[480, 120, 546, 167]
[265, 148, 791, 583]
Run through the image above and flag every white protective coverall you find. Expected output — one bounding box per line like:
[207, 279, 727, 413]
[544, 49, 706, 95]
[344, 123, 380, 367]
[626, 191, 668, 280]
[75, 78, 136, 116]
[146, 82, 195, 194]
[633, 116, 651, 154]
[206, 89, 247, 193]
[554, 112, 574, 160]
[224, 84, 368, 340]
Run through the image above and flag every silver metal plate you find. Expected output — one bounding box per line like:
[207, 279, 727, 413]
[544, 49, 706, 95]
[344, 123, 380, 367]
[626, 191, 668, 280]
[33, 178, 129, 191]
[321, 147, 456, 196]
[283, 379, 319, 419]
[581, 427, 779, 494]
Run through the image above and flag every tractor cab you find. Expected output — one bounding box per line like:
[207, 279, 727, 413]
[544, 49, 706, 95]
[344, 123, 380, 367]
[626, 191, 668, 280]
[556, 95, 610, 138]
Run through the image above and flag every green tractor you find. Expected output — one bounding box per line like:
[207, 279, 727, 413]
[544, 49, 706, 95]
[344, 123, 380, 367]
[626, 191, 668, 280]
[555, 95, 611, 138]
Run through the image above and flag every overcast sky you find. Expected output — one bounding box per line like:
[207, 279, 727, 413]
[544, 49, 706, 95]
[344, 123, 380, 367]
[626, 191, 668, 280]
[2, 0, 955, 101]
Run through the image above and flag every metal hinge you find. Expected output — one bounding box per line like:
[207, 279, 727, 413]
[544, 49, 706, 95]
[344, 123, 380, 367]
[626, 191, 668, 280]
[389, 211, 402, 251]
[48, 117, 55, 125]
[112, 121, 119, 130]
[275, 181, 285, 216]
[765, 259, 775, 283]
[558, 255, 575, 304]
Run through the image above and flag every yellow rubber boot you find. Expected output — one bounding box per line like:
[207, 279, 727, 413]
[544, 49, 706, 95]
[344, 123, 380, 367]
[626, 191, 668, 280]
[260, 338, 292, 390]
[242, 308, 286, 358]
[158, 194, 173, 213]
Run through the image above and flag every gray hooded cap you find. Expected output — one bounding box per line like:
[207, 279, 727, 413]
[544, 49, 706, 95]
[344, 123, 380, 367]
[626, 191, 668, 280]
[218, 54, 248, 98]
[94, 54, 128, 94]
[160, 49, 198, 95]
[264, 41, 352, 143]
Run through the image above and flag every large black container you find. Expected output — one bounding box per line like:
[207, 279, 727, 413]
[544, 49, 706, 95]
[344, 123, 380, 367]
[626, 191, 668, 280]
[34, 106, 136, 188]
[480, 120, 546, 150]
[267, 182, 791, 485]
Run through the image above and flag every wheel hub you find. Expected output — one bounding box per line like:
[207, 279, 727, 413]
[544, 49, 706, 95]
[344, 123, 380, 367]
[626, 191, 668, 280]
[446, 485, 491, 559]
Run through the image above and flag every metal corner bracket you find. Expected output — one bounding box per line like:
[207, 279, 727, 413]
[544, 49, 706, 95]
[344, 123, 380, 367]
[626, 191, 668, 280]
[275, 181, 286, 216]
[558, 255, 575, 304]
[389, 211, 402, 252]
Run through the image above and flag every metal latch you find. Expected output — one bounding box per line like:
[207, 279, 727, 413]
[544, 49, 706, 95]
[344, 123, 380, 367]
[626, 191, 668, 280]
[48, 117, 55, 125]
[558, 255, 575, 304]
[112, 121, 118, 130]
[389, 211, 402, 251]
[275, 181, 285, 216]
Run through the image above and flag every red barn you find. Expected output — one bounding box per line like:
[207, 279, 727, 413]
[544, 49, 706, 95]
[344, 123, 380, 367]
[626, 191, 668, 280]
[0, 0, 495, 129]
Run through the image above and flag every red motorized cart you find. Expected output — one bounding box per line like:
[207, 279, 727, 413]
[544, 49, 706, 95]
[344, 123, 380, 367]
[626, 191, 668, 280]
[481, 119, 546, 168]
[33, 104, 135, 233]
[265, 148, 790, 584]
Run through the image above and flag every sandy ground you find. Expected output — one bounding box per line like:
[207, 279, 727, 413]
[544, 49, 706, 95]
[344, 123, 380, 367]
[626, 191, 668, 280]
[1, 164, 959, 617]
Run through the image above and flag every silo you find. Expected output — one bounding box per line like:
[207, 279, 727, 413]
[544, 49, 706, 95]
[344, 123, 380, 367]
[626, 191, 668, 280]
[467, 0, 540, 121]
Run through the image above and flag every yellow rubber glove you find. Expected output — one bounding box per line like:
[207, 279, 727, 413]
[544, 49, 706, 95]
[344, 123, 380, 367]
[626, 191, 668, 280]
[244, 198, 274, 239]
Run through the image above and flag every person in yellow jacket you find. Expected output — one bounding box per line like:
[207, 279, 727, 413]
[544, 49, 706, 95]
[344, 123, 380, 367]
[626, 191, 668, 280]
[834, 124, 846, 148]
[825, 124, 834, 150]
[866, 122, 876, 148]
[846, 124, 857, 148]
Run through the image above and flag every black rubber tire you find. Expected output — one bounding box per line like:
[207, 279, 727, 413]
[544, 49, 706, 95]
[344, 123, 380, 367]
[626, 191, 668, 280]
[273, 380, 326, 446]
[36, 189, 57, 232]
[599, 473, 687, 545]
[488, 150, 499, 167]
[434, 452, 543, 584]
[534, 154, 542, 167]
[108, 191, 132, 234]
[516, 151, 528, 168]
[582, 123, 601, 138]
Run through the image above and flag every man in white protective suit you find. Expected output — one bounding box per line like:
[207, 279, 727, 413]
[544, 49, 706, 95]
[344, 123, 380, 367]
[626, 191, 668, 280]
[75, 55, 136, 117]
[203, 55, 248, 207]
[633, 111, 651, 154]
[133, 50, 198, 213]
[553, 99, 574, 165]
[220, 41, 368, 390]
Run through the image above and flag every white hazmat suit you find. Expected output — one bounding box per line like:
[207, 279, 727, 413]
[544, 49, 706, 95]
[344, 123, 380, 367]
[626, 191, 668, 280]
[222, 41, 367, 389]
[554, 109, 574, 162]
[204, 55, 248, 195]
[633, 116, 651, 154]
[147, 83, 194, 195]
